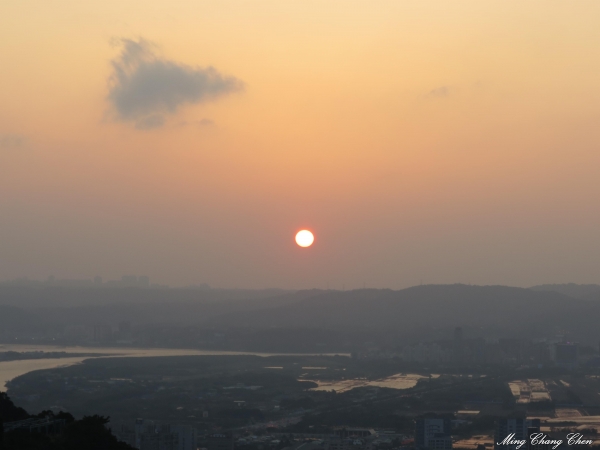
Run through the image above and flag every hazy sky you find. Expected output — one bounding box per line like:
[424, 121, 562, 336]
[1, 1, 600, 289]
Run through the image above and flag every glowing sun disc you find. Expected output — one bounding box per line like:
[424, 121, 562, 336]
[295, 230, 314, 247]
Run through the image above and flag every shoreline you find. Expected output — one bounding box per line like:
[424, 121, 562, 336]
[0, 344, 350, 390]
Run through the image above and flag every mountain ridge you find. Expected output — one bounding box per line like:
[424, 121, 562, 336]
[207, 284, 596, 338]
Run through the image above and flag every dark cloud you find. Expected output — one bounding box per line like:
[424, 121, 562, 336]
[135, 115, 165, 130]
[0, 134, 25, 149]
[108, 38, 243, 129]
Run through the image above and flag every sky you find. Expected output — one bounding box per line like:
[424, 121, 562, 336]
[1, 1, 600, 289]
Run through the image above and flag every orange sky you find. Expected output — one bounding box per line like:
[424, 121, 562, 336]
[1, 1, 600, 288]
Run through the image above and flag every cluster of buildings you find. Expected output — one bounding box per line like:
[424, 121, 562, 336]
[398, 329, 580, 368]
[112, 419, 206, 450]
[415, 416, 595, 450]
[111, 423, 411, 450]
[0, 275, 165, 289]
[62, 320, 134, 343]
[6, 413, 595, 450]
[2, 416, 67, 435]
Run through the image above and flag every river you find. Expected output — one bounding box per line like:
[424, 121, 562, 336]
[0, 344, 347, 390]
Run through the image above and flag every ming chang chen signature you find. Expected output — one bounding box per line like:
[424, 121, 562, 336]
[497, 432, 595, 449]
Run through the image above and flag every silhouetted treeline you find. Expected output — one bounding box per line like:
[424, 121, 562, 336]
[0, 392, 133, 450]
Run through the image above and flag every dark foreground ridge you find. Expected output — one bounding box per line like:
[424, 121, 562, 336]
[0, 391, 133, 450]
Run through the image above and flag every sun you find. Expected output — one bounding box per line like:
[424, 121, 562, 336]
[295, 230, 314, 248]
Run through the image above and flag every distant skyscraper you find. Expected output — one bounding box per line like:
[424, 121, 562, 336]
[94, 276, 103, 286]
[134, 418, 144, 449]
[118, 321, 132, 334]
[453, 327, 463, 365]
[554, 343, 578, 369]
[138, 276, 150, 288]
[171, 424, 196, 450]
[415, 417, 452, 450]
[206, 434, 233, 450]
[495, 418, 540, 450]
[93, 324, 112, 342]
[454, 327, 463, 341]
[121, 275, 138, 287]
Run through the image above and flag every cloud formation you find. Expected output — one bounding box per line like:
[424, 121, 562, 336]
[0, 134, 25, 149]
[135, 115, 165, 130]
[196, 118, 215, 127]
[428, 86, 450, 97]
[108, 38, 243, 129]
[180, 118, 215, 128]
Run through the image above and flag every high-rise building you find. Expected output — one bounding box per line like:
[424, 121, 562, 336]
[170, 424, 196, 450]
[131, 420, 192, 450]
[134, 418, 145, 449]
[453, 327, 464, 365]
[415, 418, 452, 450]
[93, 324, 112, 342]
[121, 275, 138, 287]
[111, 422, 136, 448]
[495, 418, 540, 450]
[454, 327, 463, 341]
[206, 433, 234, 450]
[554, 343, 578, 369]
[118, 321, 132, 334]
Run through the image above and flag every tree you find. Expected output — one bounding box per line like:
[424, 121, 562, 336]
[0, 392, 135, 450]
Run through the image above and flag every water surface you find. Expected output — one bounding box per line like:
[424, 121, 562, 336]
[0, 344, 347, 390]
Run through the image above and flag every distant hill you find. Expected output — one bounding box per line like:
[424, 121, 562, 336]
[2, 284, 599, 342]
[530, 283, 600, 301]
[0, 286, 294, 308]
[0, 287, 300, 326]
[209, 284, 600, 338]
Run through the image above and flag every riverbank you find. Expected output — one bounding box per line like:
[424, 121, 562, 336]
[0, 344, 349, 390]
